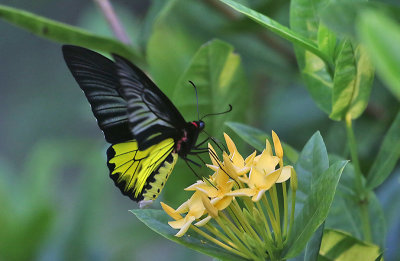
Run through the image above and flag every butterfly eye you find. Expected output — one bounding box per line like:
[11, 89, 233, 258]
[199, 121, 205, 130]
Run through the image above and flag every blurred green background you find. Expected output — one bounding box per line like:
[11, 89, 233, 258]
[0, 0, 399, 260]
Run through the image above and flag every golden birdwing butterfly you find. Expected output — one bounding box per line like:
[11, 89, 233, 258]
[62, 45, 206, 207]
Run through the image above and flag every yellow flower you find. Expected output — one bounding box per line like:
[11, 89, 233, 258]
[228, 167, 282, 201]
[228, 138, 283, 201]
[186, 168, 234, 212]
[161, 191, 207, 237]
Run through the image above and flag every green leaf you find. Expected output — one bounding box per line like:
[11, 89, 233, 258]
[367, 109, 400, 189]
[285, 160, 347, 258]
[318, 23, 337, 64]
[290, 0, 334, 114]
[0, 4, 140, 62]
[284, 133, 346, 258]
[304, 223, 325, 261]
[146, 13, 199, 95]
[172, 40, 248, 134]
[319, 229, 381, 260]
[225, 121, 299, 164]
[326, 156, 386, 247]
[219, 0, 330, 65]
[330, 40, 374, 121]
[294, 132, 329, 205]
[357, 10, 400, 100]
[161, 39, 248, 202]
[139, 0, 179, 50]
[131, 209, 246, 261]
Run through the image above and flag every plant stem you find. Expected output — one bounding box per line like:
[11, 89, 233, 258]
[282, 182, 288, 239]
[204, 223, 238, 249]
[345, 114, 372, 242]
[215, 216, 257, 259]
[93, 0, 131, 44]
[269, 186, 283, 247]
[286, 186, 296, 243]
[191, 225, 248, 259]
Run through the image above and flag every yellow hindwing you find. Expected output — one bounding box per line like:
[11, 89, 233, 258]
[107, 138, 177, 201]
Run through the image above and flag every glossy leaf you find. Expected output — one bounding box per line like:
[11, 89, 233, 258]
[293, 132, 329, 208]
[290, 0, 334, 114]
[147, 15, 199, 96]
[0, 4, 140, 62]
[172, 40, 248, 134]
[219, 0, 330, 65]
[330, 40, 374, 120]
[319, 229, 381, 260]
[304, 223, 325, 261]
[284, 132, 347, 258]
[225, 121, 299, 164]
[367, 110, 400, 189]
[327, 156, 386, 247]
[318, 23, 337, 64]
[131, 209, 246, 261]
[357, 10, 400, 100]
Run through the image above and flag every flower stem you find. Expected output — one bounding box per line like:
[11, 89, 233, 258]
[269, 186, 283, 247]
[191, 225, 248, 259]
[215, 216, 258, 259]
[254, 200, 273, 241]
[203, 223, 238, 249]
[286, 186, 296, 243]
[282, 182, 288, 239]
[261, 195, 280, 243]
[231, 200, 260, 240]
[221, 212, 265, 258]
[345, 114, 372, 242]
[93, 0, 131, 44]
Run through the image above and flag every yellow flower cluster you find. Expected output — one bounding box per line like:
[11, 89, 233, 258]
[161, 132, 296, 244]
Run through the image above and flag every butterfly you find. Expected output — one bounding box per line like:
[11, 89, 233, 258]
[62, 45, 208, 207]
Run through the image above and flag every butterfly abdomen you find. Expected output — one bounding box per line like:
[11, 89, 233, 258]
[141, 153, 178, 201]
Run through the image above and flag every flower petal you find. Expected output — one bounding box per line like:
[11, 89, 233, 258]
[169, 217, 187, 229]
[185, 182, 219, 198]
[226, 188, 255, 197]
[208, 143, 220, 167]
[214, 196, 233, 211]
[175, 215, 196, 237]
[161, 202, 182, 220]
[206, 164, 219, 172]
[214, 161, 230, 185]
[224, 133, 237, 156]
[245, 151, 257, 166]
[272, 130, 283, 158]
[276, 166, 292, 183]
[255, 149, 280, 175]
[195, 215, 212, 227]
[252, 189, 267, 202]
[201, 195, 218, 218]
[249, 168, 265, 188]
[261, 168, 282, 190]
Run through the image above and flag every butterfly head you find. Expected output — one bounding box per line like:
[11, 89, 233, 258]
[191, 120, 205, 131]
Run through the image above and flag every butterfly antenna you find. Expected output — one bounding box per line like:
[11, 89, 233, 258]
[200, 104, 232, 121]
[189, 81, 200, 121]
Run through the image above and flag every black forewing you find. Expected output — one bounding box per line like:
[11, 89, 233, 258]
[62, 45, 132, 143]
[113, 54, 186, 150]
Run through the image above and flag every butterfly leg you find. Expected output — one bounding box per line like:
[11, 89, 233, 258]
[183, 157, 218, 190]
